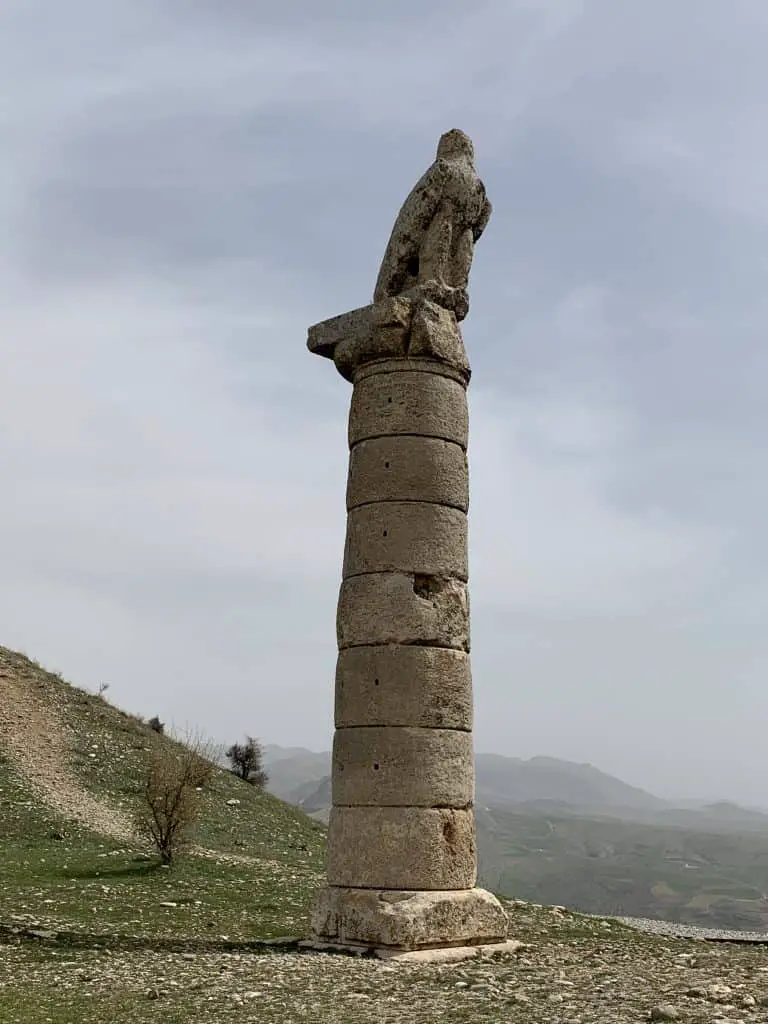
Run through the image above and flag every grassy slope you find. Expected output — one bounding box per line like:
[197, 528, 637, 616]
[0, 647, 326, 942]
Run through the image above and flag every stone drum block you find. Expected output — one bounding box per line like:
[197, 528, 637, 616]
[332, 726, 474, 808]
[346, 436, 468, 511]
[342, 502, 468, 580]
[336, 572, 470, 651]
[327, 807, 477, 890]
[348, 370, 468, 449]
[334, 646, 472, 730]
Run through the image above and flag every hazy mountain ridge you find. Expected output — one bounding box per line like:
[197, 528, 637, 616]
[263, 744, 768, 930]
[264, 745, 768, 830]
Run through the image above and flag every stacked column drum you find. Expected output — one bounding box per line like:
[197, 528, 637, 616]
[328, 356, 477, 892]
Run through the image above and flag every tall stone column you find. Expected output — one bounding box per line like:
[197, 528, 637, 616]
[305, 130, 509, 953]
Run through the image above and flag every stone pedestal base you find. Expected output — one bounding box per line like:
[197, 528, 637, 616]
[308, 886, 509, 952]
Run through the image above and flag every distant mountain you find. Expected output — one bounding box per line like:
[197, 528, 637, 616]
[296, 774, 332, 815]
[474, 753, 666, 812]
[263, 745, 768, 837]
[262, 744, 330, 802]
[263, 745, 667, 816]
[659, 801, 768, 833]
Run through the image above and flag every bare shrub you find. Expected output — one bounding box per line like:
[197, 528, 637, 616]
[138, 728, 216, 866]
[225, 735, 268, 788]
[148, 715, 165, 734]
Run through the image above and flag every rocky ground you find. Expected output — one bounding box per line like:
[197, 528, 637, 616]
[2, 901, 768, 1024]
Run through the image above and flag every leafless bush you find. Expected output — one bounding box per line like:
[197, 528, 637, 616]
[148, 715, 165, 734]
[138, 728, 216, 866]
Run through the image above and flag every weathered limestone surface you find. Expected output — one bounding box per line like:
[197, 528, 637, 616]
[336, 572, 470, 651]
[311, 888, 508, 950]
[306, 130, 507, 951]
[342, 502, 468, 579]
[335, 646, 472, 730]
[348, 369, 468, 448]
[408, 300, 471, 375]
[327, 807, 477, 890]
[332, 726, 474, 807]
[346, 436, 468, 511]
[373, 129, 492, 324]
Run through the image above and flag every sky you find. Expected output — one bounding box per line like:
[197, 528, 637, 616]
[1, 0, 767, 806]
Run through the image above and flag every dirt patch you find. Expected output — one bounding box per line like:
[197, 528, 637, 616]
[0, 664, 136, 841]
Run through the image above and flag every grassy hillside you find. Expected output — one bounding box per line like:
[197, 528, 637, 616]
[0, 646, 326, 944]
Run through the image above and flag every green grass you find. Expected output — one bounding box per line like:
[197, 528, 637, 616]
[0, 647, 326, 944]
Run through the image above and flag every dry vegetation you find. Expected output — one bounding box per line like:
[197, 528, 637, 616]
[139, 729, 218, 866]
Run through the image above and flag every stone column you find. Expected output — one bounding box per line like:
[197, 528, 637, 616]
[304, 130, 509, 954]
[305, 308, 509, 952]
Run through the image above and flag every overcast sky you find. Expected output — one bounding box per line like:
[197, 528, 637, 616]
[2, 1, 767, 806]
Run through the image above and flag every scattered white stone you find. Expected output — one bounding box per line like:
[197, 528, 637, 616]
[649, 1004, 680, 1021]
[707, 983, 733, 1002]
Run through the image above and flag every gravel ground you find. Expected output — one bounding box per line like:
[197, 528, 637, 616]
[615, 917, 768, 944]
[2, 901, 768, 1023]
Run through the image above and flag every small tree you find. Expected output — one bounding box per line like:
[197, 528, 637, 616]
[226, 735, 268, 788]
[139, 729, 215, 866]
[148, 715, 165, 734]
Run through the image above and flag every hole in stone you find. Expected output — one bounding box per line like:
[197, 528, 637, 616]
[387, 397, 392, 404]
[374, 678, 380, 686]
[382, 530, 388, 537]
[384, 461, 390, 469]
[406, 255, 420, 277]
[373, 762, 380, 771]
[442, 817, 457, 845]
[413, 573, 434, 599]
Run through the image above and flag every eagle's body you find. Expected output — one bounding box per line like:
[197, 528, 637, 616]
[373, 130, 492, 321]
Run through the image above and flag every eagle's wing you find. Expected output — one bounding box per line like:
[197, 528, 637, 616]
[472, 183, 492, 243]
[373, 161, 446, 302]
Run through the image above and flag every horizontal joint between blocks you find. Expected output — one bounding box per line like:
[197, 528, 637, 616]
[348, 432, 468, 451]
[331, 802, 474, 810]
[345, 497, 468, 512]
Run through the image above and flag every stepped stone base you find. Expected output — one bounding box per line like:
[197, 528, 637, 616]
[308, 886, 509, 951]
